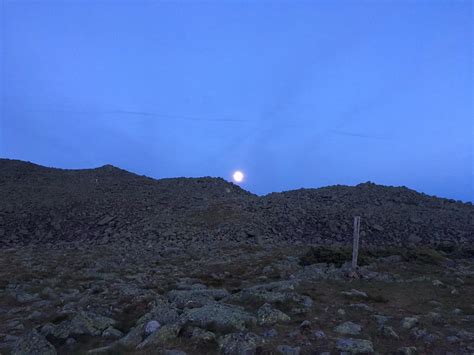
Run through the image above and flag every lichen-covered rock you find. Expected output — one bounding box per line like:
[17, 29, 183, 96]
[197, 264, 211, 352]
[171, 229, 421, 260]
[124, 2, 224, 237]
[335, 338, 374, 353]
[12, 330, 56, 355]
[218, 332, 264, 355]
[183, 303, 256, 332]
[52, 311, 116, 339]
[334, 321, 362, 335]
[257, 303, 290, 325]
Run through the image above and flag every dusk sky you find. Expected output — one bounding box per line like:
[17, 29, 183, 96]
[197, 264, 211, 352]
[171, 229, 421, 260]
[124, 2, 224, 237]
[1, 0, 473, 201]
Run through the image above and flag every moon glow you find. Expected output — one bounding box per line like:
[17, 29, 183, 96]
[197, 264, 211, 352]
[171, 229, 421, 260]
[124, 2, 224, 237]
[232, 170, 244, 183]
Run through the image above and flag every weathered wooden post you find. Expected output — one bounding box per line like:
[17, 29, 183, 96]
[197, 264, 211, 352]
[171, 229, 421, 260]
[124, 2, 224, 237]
[351, 216, 361, 271]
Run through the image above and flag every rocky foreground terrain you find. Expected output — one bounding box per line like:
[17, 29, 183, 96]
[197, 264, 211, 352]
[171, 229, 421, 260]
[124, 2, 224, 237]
[0, 158, 473, 354]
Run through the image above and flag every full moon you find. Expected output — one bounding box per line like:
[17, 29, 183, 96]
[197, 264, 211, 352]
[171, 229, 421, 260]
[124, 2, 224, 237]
[232, 170, 244, 183]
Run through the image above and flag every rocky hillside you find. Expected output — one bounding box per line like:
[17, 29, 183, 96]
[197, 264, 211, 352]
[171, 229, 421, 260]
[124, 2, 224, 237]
[0, 158, 473, 248]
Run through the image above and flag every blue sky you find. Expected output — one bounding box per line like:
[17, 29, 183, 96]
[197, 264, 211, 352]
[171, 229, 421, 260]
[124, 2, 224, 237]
[1, 0, 473, 201]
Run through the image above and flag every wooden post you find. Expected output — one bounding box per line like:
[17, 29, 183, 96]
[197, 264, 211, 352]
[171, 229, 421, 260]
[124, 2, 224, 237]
[351, 216, 361, 271]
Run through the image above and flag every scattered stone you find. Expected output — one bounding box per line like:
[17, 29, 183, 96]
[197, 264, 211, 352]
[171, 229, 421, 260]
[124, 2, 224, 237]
[12, 330, 56, 355]
[184, 303, 256, 332]
[299, 320, 311, 330]
[446, 335, 460, 343]
[52, 311, 117, 339]
[262, 329, 278, 338]
[341, 289, 367, 298]
[257, 303, 291, 325]
[102, 326, 123, 338]
[65, 338, 77, 346]
[335, 338, 374, 353]
[98, 215, 115, 226]
[372, 315, 389, 327]
[397, 346, 417, 355]
[401, 316, 419, 329]
[379, 325, 399, 339]
[218, 332, 264, 355]
[138, 298, 179, 326]
[452, 308, 462, 315]
[276, 344, 301, 355]
[334, 321, 362, 335]
[163, 350, 187, 355]
[432, 279, 444, 287]
[350, 303, 373, 312]
[167, 288, 230, 308]
[137, 322, 181, 349]
[313, 330, 326, 340]
[408, 234, 422, 244]
[189, 327, 216, 343]
[144, 320, 161, 335]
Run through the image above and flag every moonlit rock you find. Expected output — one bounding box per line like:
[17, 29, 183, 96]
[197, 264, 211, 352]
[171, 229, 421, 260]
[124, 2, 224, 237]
[145, 320, 161, 334]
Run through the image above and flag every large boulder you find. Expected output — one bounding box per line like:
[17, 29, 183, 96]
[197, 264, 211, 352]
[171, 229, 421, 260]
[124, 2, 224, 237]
[183, 303, 256, 332]
[51, 311, 116, 339]
[257, 303, 291, 325]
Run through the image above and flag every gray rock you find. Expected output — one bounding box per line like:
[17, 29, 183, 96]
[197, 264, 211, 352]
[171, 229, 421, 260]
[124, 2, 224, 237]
[137, 322, 181, 349]
[183, 303, 256, 332]
[257, 303, 291, 325]
[218, 332, 264, 355]
[379, 325, 399, 339]
[432, 279, 444, 287]
[313, 330, 326, 340]
[457, 330, 474, 340]
[446, 335, 460, 343]
[15, 291, 39, 304]
[371, 315, 389, 327]
[189, 327, 216, 343]
[336, 338, 374, 353]
[408, 234, 422, 244]
[397, 346, 417, 355]
[334, 321, 362, 335]
[144, 320, 161, 334]
[262, 329, 278, 338]
[137, 297, 179, 325]
[401, 316, 418, 329]
[12, 330, 57, 355]
[52, 311, 116, 339]
[102, 326, 123, 338]
[341, 289, 367, 298]
[65, 337, 77, 346]
[349, 303, 373, 312]
[276, 344, 301, 355]
[299, 320, 311, 330]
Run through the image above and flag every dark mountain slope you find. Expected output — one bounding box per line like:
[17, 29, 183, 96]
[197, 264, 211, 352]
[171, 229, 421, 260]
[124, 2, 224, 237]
[0, 159, 472, 248]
